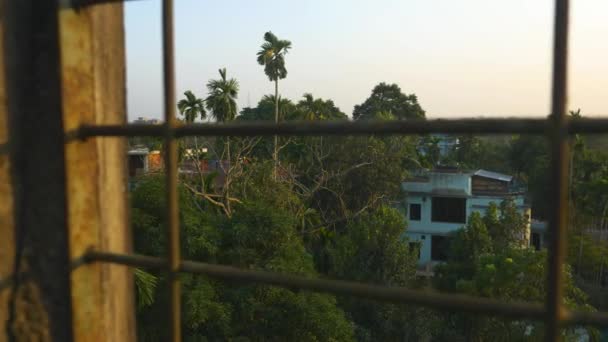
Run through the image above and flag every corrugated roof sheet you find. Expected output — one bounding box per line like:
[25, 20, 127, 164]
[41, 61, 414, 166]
[473, 169, 512, 182]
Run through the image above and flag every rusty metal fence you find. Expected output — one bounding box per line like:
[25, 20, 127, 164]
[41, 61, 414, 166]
[6, 0, 608, 341]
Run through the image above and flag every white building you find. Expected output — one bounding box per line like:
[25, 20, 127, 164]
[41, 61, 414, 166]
[402, 169, 531, 267]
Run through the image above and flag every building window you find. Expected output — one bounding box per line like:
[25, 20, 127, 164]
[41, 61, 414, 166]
[409, 203, 421, 221]
[409, 242, 421, 259]
[431, 235, 450, 261]
[431, 197, 466, 223]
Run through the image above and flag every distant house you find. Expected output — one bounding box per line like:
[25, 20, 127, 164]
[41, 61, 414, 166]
[127, 148, 163, 177]
[127, 147, 150, 177]
[131, 117, 160, 125]
[402, 168, 534, 268]
[127, 146, 230, 191]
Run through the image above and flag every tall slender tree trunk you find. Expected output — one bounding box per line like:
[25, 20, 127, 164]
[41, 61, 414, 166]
[225, 136, 231, 215]
[194, 135, 205, 192]
[274, 79, 279, 180]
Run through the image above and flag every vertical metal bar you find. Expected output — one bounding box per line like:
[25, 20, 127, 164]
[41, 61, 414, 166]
[545, 0, 570, 341]
[162, 0, 181, 341]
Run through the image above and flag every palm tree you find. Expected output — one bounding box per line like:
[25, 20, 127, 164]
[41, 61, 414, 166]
[177, 90, 206, 155]
[205, 68, 239, 213]
[205, 68, 239, 124]
[177, 90, 206, 124]
[298, 93, 318, 120]
[257, 31, 292, 177]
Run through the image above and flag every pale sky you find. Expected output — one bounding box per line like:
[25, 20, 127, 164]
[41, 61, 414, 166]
[125, 0, 608, 120]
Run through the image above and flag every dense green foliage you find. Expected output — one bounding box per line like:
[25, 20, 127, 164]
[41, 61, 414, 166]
[327, 207, 433, 341]
[132, 176, 355, 341]
[329, 206, 416, 286]
[435, 205, 596, 341]
[353, 83, 425, 121]
[297, 93, 347, 121]
[238, 95, 296, 122]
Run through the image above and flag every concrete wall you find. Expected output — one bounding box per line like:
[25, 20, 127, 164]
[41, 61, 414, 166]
[404, 172, 471, 195]
[406, 194, 465, 235]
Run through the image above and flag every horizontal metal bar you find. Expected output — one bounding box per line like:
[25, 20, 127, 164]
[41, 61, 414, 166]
[66, 119, 549, 139]
[5, 251, 608, 327]
[66, 123, 165, 140]
[176, 119, 551, 136]
[0, 254, 89, 292]
[85, 251, 548, 321]
[565, 310, 608, 327]
[569, 118, 608, 134]
[86, 251, 608, 327]
[65, 118, 608, 140]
